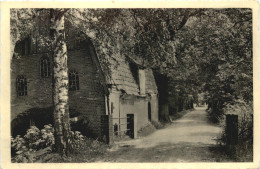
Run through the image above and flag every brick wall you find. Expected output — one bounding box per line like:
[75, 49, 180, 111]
[11, 53, 53, 120]
[68, 48, 106, 138]
[101, 115, 114, 144]
[11, 45, 106, 138]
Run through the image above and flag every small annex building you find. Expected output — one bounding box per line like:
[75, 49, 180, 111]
[11, 31, 159, 142]
[104, 53, 159, 140]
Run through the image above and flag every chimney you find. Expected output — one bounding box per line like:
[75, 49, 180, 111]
[138, 69, 146, 95]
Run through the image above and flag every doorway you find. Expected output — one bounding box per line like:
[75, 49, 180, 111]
[148, 102, 151, 121]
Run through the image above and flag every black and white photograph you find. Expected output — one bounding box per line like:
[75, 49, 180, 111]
[1, 4, 258, 166]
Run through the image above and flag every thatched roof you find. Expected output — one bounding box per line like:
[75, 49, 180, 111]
[89, 38, 157, 96]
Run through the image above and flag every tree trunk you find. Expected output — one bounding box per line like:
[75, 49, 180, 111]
[155, 74, 170, 122]
[50, 9, 70, 156]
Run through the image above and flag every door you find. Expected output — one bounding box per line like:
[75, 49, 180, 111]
[127, 114, 134, 138]
[148, 102, 151, 121]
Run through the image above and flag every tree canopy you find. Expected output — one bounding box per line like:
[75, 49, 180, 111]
[11, 7, 253, 109]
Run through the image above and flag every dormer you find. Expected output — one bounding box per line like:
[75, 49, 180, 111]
[129, 62, 146, 96]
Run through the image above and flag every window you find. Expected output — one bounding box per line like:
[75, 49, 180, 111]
[129, 62, 146, 95]
[14, 37, 31, 56]
[21, 37, 31, 56]
[129, 62, 139, 84]
[40, 57, 51, 77]
[16, 75, 27, 96]
[69, 70, 79, 91]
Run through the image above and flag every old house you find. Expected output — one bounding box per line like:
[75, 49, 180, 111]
[11, 27, 159, 142]
[105, 54, 159, 139]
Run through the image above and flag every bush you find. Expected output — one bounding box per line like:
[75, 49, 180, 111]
[46, 131, 107, 163]
[70, 117, 97, 138]
[11, 124, 55, 162]
[25, 125, 55, 150]
[68, 130, 107, 155]
[11, 124, 108, 163]
[68, 130, 86, 154]
[217, 98, 253, 161]
[207, 106, 224, 123]
[11, 135, 33, 163]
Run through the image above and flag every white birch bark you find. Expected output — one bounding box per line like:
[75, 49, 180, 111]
[50, 9, 70, 155]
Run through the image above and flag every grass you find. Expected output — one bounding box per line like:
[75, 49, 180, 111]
[226, 142, 253, 162]
[208, 142, 253, 162]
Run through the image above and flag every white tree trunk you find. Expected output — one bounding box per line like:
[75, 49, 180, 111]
[50, 9, 70, 155]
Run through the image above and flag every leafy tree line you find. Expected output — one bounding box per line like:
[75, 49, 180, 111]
[182, 9, 252, 122]
[11, 8, 252, 156]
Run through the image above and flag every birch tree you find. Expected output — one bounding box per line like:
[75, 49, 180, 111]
[50, 8, 70, 155]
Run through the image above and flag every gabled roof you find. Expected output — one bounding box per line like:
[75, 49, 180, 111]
[84, 39, 110, 95]
[87, 36, 157, 96]
[106, 55, 158, 95]
[95, 52, 157, 95]
[106, 54, 140, 95]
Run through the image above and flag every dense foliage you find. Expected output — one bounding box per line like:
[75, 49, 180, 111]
[190, 9, 253, 122]
[11, 125, 107, 163]
[216, 99, 253, 161]
[11, 125, 54, 162]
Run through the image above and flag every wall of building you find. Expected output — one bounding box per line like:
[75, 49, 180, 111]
[68, 48, 106, 138]
[11, 53, 53, 121]
[11, 45, 106, 138]
[120, 95, 148, 131]
[109, 92, 159, 138]
[150, 94, 159, 122]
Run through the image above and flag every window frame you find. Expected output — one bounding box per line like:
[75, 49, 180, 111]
[16, 75, 28, 96]
[21, 37, 31, 56]
[69, 70, 80, 91]
[40, 56, 51, 77]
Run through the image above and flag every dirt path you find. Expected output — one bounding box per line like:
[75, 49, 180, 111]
[96, 107, 227, 162]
